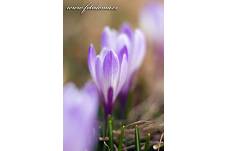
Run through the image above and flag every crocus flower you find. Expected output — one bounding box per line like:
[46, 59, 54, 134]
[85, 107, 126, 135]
[64, 81, 99, 151]
[88, 44, 128, 115]
[140, 1, 163, 50]
[140, 1, 164, 77]
[101, 24, 146, 101]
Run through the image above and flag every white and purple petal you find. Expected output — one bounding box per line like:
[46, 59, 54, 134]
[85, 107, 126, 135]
[64, 82, 98, 151]
[120, 23, 133, 40]
[118, 45, 128, 64]
[102, 50, 120, 102]
[140, 2, 163, 44]
[116, 54, 128, 95]
[88, 44, 97, 84]
[94, 56, 103, 92]
[102, 27, 117, 50]
[116, 33, 131, 55]
[131, 29, 146, 71]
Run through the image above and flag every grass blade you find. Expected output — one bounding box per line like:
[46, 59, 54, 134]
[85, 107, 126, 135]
[135, 125, 141, 151]
[144, 133, 151, 151]
[108, 115, 113, 151]
[118, 125, 125, 151]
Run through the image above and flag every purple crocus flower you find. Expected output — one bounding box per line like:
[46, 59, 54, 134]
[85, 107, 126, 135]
[88, 44, 128, 115]
[101, 24, 146, 102]
[140, 1, 164, 77]
[64, 81, 98, 151]
[140, 1, 163, 49]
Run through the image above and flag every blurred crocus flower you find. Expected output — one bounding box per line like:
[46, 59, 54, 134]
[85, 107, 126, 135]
[64, 81, 99, 151]
[101, 24, 146, 101]
[88, 44, 128, 115]
[140, 1, 164, 53]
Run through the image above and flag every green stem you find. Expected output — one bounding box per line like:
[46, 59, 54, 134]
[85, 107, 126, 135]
[135, 125, 141, 151]
[108, 115, 113, 151]
[144, 133, 151, 151]
[118, 125, 125, 151]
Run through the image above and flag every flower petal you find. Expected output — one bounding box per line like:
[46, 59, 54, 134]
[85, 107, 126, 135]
[116, 33, 130, 55]
[120, 23, 133, 40]
[116, 54, 128, 95]
[101, 27, 117, 50]
[118, 45, 128, 64]
[132, 29, 146, 71]
[88, 44, 97, 82]
[95, 57, 103, 91]
[102, 50, 120, 102]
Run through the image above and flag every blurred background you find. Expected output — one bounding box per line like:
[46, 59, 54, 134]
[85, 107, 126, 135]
[64, 0, 164, 140]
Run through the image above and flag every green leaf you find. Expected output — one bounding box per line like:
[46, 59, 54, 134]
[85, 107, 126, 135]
[144, 133, 151, 151]
[108, 115, 113, 151]
[135, 125, 141, 151]
[118, 125, 125, 151]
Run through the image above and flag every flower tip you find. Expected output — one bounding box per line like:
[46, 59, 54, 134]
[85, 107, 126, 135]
[89, 43, 94, 51]
[104, 26, 111, 30]
[135, 29, 144, 37]
[103, 26, 111, 34]
[88, 44, 96, 58]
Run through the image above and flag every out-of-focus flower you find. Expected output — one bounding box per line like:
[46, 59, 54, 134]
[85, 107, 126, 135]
[140, 1, 164, 53]
[88, 44, 128, 115]
[101, 24, 146, 100]
[64, 81, 98, 151]
[140, 1, 164, 78]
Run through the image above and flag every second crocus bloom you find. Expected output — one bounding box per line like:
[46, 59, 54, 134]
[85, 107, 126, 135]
[101, 24, 146, 101]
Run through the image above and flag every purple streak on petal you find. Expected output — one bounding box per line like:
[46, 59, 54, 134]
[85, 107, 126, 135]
[103, 50, 119, 102]
[107, 87, 113, 104]
[118, 46, 128, 63]
[120, 23, 133, 40]
[105, 87, 113, 115]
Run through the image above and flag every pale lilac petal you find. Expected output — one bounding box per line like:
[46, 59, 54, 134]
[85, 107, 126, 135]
[88, 44, 97, 82]
[83, 80, 97, 93]
[140, 2, 163, 44]
[120, 23, 133, 40]
[102, 27, 111, 48]
[132, 29, 146, 71]
[64, 82, 98, 151]
[116, 34, 130, 54]
[116, 54, 128, 95]
[83, 81, 99, 105]
[94, 57, 103, 91]
[101, 27, 117, 50]
[103, 50, 120, 101]
[118, 45, 128, 64]
[99, 47, 109, 62]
